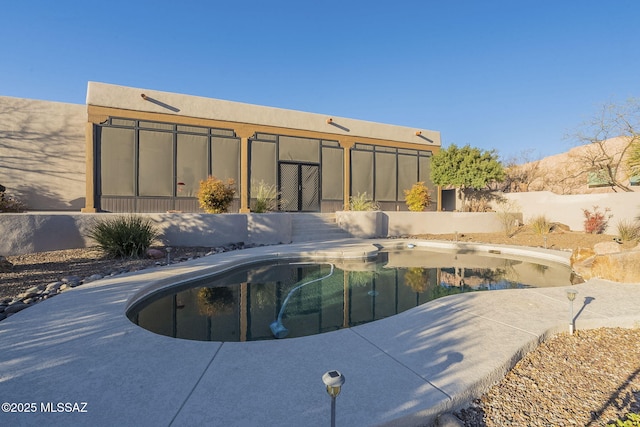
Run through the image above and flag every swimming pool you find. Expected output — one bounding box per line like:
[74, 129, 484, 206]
[127, 247, 577, 342]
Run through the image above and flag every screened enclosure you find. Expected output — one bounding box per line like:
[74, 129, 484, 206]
[97, 118, 240, 212]
[350, 143, 436, 211]
[94, 119, 434, 213]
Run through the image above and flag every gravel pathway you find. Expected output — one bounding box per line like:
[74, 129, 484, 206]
[454, 327, 640, 426]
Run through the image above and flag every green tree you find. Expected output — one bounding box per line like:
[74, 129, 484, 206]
[430, 144, 505, 211]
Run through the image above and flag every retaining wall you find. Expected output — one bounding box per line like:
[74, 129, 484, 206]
[0, 211, 506, 255]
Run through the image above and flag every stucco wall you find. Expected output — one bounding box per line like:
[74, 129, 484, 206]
[0, 212, 509, 256]
[335, 211, 516, 238]
[0, 213, 295, 256]
[500, 191, 640, 231]
[0, 96, 86, 210]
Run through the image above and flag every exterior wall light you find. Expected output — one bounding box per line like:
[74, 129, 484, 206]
[327, 118, 333, 124]
[322, 370, 345, 427]
[566, 289, 578, 334]
[141, 93, 149, 100]
[415, 131, 422, 136]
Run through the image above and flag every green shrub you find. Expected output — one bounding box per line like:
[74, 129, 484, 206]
[87, 215, 159, 258]
[403, 182, 432, 212]
[583, 205, 612, 234]
[530, 215, 552, 235]
[251, 180, 279, 213]
[617, 219, 640, 241]
[197, 176, 236, 213]
[349, 192, 380, 211]
[607, 412, 640, 427]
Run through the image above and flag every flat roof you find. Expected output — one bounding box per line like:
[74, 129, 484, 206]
[87, 81, 441, 146]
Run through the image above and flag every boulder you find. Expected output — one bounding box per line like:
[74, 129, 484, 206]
[593, 241, 622, 255]
[570, 248, 595, 266]
[146, 248, 165, 259]
[591, 251, 640, 283]
[0, 256, 13, 272]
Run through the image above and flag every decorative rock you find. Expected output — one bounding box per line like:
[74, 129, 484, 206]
[83, 274, 104, 283]
[146, 248, 165, 259]
[593, 241, 622, 255]
[0, 312, 5, 321]
[570, 248, 595, 266]
[61, 276, 82, 287]
[0, 255, 13, 272]
[4, 302, 29, 314]
[46, 281, 63, 291]
[591, 251, 640, 283]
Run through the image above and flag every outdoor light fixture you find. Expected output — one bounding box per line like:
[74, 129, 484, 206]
[322, 370, 345, 427]
[326, 118, 333, 124]
[415, 131, 422, 136]
[166, 246, 173, 265]
[566, 289, 578, 334]
[141, 93, 149, 100]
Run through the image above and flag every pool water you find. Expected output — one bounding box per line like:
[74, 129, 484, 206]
[128, 248, 576, 342]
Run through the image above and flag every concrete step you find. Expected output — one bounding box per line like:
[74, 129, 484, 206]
[290, 213, 351, 242]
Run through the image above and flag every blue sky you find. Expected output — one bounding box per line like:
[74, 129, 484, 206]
[1, 0, 638, 160]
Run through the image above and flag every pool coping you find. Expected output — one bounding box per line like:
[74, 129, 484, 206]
[0, 238, 639, 427]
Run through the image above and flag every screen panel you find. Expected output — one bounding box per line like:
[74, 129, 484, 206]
[100, 127, 135, 196]
[321, 147, 343, 200]
[279, 136, 319, 163]
[177, 134, 208, 197]
[351, 150, 374, 197]
[139, 130, 173, 196]
[375, 152, 397, 201]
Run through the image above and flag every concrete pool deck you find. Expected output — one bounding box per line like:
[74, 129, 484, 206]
[1, 239, 639, 426]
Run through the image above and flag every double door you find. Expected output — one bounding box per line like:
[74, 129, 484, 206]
[278, 162, 319, 212]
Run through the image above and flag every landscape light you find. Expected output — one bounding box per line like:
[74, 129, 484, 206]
[322, 370, 345, 427]
[566, 289, 578, 334]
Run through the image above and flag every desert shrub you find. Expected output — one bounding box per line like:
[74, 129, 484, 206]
[349, 192, 380, 211]
[529, 215, 552, 235]
[0, 186, 27, 213]
[616, 219, 640, 241]
[495, 199, 521, 237]
[251, 180, 279, 213]
[87, 215, 159, 258]
[583, 205, 612, 234]
[403, 182, 432, 212]
[607, 413, 640, 427]
[197, 176, 236, 213]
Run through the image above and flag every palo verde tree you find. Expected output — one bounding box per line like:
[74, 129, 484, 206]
[627, 137, 640, 178]
[572, 98, 640, 192]
[430, 144, 505, 211]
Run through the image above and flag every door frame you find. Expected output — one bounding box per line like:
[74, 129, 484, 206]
[278, 161, 320, 212]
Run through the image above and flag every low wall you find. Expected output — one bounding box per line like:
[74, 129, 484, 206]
[500, 191, 640, 231]
[0, 213, 293, 256]
[335, 211, 516, 238]
[0, 211, 509, 256]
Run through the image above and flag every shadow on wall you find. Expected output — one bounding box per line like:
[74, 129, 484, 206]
[0, 98, 86, 210]
[14, 184, 85, 211]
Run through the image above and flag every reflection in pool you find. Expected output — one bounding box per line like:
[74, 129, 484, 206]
[128, 248, 577, 342]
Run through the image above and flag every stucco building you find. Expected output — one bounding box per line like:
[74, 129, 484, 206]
[1, 82, 442, 213]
